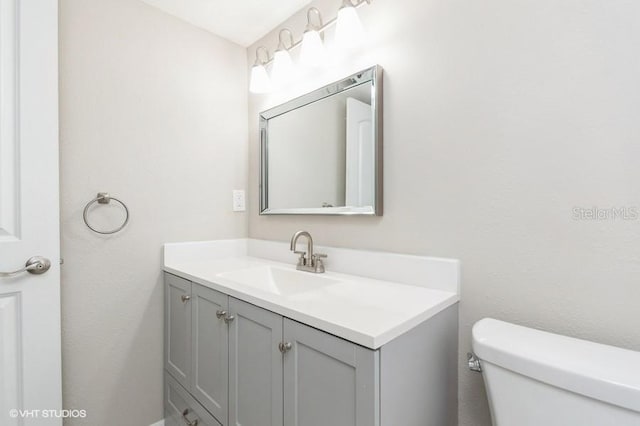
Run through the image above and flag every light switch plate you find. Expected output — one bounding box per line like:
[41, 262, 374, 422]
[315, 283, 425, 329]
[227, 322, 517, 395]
[232, 190, 246, 212]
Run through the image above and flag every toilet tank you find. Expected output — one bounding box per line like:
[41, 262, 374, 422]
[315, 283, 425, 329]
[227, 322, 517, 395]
[472, 318, 640, 426]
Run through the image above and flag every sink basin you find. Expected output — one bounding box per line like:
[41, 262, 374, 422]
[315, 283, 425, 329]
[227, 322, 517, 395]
[218, 266, 340, 296]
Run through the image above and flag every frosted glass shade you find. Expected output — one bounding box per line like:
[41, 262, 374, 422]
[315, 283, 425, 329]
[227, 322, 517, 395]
[336, 6, 365, 49]
[300, 30, 325, 67]
[249, 64, 271, 94]
[272, 49, 295, 87]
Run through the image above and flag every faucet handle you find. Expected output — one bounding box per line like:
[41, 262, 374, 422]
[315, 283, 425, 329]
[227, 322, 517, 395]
[311, 253, 327, 273]
[293, 250, 306, 266]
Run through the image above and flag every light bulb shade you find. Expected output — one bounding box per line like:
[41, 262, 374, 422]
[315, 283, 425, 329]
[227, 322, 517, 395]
[249, 64, 271, 94]
[272, 50, 295, 87]
[300, 30, 326, 67]
[335, 6, 365, 49]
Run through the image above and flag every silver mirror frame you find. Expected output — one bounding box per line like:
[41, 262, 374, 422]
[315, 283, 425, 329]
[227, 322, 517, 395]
[259, 65, 383, 216]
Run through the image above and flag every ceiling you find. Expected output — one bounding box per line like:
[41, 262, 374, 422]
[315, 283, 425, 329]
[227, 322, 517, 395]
[140, 0, 312, 47]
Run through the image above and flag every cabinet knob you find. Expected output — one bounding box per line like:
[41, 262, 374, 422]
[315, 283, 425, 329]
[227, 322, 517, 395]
[223, 314, 235, 324]
[279, 342, 293, 353]
[216, 310, 227, 319]
[182, 409, 198, 426]
[181, 295, 191, 303]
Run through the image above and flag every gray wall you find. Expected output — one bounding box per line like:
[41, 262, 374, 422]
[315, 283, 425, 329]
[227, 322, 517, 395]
[59, 0, 248, 424]
[248, 0, 640, 425]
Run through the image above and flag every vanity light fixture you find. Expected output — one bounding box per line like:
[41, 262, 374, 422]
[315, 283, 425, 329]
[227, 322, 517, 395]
[272, 29, 296, 87]
[335, 0, 368, 49]
[300, 7, 326, 68]
[249, 46, 272, 94]
[248, 1, 374, 94]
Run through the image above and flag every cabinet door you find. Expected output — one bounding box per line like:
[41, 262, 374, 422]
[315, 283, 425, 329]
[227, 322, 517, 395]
[191, 285, 229, 425]
[228, 298, 283, 426]
[283, 319, 379, 426]
[165, 273, 192, 390]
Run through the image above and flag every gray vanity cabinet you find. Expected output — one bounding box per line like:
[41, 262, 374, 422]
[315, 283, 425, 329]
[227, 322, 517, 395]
[165, 274, 192, 390]
[228, 297, 284, 426]
[191, 285, 229, 424]
[283, 319, 378, 426]
[165, 274, 378, 426]
[165, 272, 458, 426]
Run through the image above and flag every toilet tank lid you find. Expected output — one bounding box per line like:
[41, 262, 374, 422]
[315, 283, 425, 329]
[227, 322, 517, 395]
[472, 318, 640, 413]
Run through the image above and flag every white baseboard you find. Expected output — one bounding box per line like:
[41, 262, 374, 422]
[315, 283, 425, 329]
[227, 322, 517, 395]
[149, 420, 164, 426]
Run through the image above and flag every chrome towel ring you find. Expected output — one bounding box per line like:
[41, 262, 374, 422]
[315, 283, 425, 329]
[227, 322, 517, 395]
[83, 192, 130, 235]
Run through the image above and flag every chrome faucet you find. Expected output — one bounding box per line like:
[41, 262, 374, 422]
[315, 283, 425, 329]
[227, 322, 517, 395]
[290, 230, 327, 273]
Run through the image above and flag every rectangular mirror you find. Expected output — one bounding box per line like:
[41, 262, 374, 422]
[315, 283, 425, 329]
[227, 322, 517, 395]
[259, 65, 383, 215]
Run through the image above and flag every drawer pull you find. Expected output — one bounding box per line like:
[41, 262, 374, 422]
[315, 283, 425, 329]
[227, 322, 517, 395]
[182, 408, 199, 426]
[224, 314, 235, 324]
[216, 310, 227, 319]
[181, 295, 191, 303]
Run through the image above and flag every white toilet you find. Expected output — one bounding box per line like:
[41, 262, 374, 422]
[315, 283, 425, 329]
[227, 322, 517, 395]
[471, 318, 640, 426]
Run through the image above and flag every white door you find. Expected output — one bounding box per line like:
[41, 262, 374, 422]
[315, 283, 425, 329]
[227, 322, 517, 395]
[0, 0, 61, 425]
[345, 97, 374, 208]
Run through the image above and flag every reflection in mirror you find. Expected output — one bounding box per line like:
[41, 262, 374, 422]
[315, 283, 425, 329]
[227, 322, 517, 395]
[260, 66, 382, 215]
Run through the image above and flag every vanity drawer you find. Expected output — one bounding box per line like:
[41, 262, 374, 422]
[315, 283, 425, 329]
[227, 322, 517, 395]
[165, 372, 222, 426]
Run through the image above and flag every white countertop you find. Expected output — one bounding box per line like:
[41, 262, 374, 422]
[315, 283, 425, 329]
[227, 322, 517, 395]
[163, 239, 460, 349]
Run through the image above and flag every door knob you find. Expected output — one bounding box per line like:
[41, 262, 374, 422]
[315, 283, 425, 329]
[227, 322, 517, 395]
[0, 256, 51, 278]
